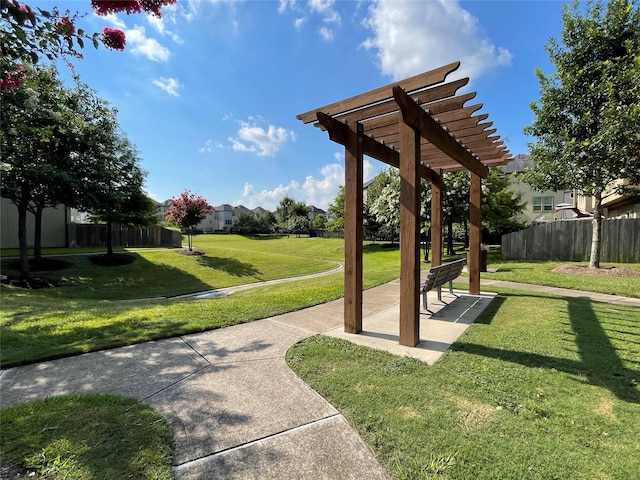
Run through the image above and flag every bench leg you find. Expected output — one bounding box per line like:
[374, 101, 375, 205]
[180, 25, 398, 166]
[437, 286, 442, 302]
[423, 291, 428, 310]
[449, 280, 454, 296]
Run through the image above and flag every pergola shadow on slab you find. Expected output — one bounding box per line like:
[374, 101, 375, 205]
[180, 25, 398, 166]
[297, 62, 512, 347]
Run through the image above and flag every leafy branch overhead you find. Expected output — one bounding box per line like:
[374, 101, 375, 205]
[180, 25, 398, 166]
[0, 0, 176, 89]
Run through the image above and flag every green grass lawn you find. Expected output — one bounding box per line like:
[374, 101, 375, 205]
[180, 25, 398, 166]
[0, 235, 403, 367]
[0, 394, 172, 479]
[481, 251, 640, 298]
[2, 235, 639, 479]
[287, 288, 640, 480]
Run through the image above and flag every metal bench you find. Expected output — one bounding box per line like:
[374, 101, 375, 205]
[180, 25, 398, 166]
[420, 258, 466, 310]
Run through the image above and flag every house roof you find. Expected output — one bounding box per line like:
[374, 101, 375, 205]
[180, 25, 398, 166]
[297, 62, 511, 174]
[308, 205, 326, 214]
[502, 153, 534, 174]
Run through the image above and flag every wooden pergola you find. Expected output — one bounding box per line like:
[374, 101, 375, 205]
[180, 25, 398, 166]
[297, 62, 512, 347]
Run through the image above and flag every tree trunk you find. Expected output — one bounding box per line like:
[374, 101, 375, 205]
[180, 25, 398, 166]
[107, 219, 113, 256]
[589, 193, 602, 269]
[33, 203, 44, 260]
[463, 218, 469, 249]
[446, 218, 455, 256]
[17, 197, 30, 279]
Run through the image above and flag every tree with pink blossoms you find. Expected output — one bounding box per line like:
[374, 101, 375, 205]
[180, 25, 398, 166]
[1, 0, 175, 89]
[165, 191, 214, 252]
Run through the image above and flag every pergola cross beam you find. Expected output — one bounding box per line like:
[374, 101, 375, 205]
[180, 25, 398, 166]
[393, 86, 489, 179]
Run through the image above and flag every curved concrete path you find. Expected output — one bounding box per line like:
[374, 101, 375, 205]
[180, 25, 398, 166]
[1, 278, 637, 479]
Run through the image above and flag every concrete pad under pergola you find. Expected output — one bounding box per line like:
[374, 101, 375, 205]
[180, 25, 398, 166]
[297, 62, 512, 347]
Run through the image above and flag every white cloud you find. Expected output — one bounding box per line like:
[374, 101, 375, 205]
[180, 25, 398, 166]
[147, 12, 183, 44]
[228, 118, 296, 156]
[152, 77, 181, 96]
[318, 26, 334, 41]
[101, 13, 126, 29]
[309, 0, 334, 14]
[127, 25, 171, 62]
[238, 181, 299, 210]
[199, 139, 225, 153]
[362, 0, 512, 81]
[100, 14, 171, 62]
[236, 158, 374, 210]
[278, 0, 296, 14]
[279, 0, 341, 32]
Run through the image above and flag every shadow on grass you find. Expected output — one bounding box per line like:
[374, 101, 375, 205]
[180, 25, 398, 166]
[197, 256, 262, 278]
[472, 295, 506, 325]
[363, 244, 398, 254]
[452, 295, 640, 403]
[0, 308, 192, 368]
[18, 252, 217, 300]
[241, 234, 288, 240]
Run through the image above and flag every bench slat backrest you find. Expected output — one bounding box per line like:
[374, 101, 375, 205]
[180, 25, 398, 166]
[421, 258, 465, 292]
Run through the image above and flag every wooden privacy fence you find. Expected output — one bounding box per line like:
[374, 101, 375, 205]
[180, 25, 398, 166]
[501, 218, 640, 263]
[69, 223, 182, 249]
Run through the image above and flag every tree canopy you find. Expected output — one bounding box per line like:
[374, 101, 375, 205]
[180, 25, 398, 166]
[525, 0, 640, 267]
[165, 190, 214, 251]
[275, 196, 310, 235]
[327, 185, 345, 231]
[1, 65, 155, 272]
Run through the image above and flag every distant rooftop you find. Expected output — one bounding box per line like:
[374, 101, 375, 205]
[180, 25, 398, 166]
[502, 154, 534, 174]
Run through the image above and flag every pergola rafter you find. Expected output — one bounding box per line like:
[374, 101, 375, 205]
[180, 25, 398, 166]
[297, 62, 512, 347]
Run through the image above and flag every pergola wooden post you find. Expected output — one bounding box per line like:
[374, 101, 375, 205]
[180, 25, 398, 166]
[469, 172, 482, 295]
[398, 118, 421, 346]
[344, 123, 364, 333]
[297, 62, 511, 348]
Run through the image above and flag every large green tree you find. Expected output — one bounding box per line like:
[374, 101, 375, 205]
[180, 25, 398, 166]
[327, 185, 345, 231]
[86, 136, 156, 256]
[0, 65, 90, 276]
[367, 168, 401, 244]
[525, 0, 640, 268]
[442, 171, 470, 255]
[275, 196, 309, 234]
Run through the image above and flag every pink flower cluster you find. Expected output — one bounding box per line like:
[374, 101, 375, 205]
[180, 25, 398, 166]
[0, 66, 26, 90]
[57, 16, 76, 36]
[102, 27, 126, 51]
[91, 0, 176, 18]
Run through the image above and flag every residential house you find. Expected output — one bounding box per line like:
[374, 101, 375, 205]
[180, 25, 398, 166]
[1, 198, 69, 249]
[502, 154, 572, 223]
[307, 205, 326, 221]
[574, 178, 640, 219]
[194, 204, 273, 233]
[503, 154, 640, 222]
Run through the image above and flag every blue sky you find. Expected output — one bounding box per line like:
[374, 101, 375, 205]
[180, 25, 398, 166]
[45, 0, 568, 211]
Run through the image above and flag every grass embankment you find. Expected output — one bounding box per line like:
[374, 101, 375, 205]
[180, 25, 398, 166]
[287, 288, 640, 479]
[0, 235, 402, 367]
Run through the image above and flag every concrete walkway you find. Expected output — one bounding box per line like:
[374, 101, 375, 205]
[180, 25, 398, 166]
[1, 278, 637, 478]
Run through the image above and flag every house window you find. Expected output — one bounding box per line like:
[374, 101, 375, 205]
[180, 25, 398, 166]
[225, 219, 232, 225]
[533, 196, 554, 212]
